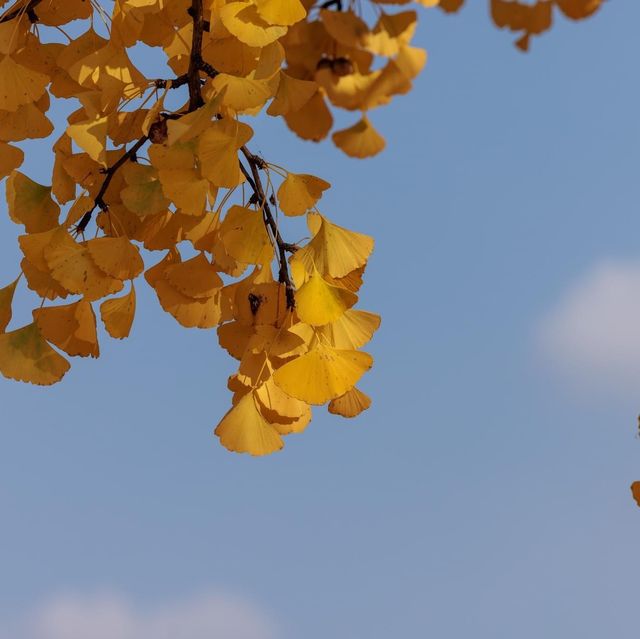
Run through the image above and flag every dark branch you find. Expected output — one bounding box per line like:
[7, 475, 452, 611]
[75, 135, 149, 235]
[187, 0, 206, 111]
[0, 0, 42, 23]
[240, 147, 297, 309]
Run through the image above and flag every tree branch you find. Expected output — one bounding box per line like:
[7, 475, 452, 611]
[75, 135, 149, 234]
[0, 0, 42, 23]
[187, 0, 206, 111]
[240, 147, 297, 309]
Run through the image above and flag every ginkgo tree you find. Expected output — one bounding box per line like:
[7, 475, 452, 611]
[0, 0, 604, 456]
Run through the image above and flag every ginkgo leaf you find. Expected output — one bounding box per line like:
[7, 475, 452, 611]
[86, 236, 144, 280]
[267, 72, 317, 116]
[219, 2, 288, 48]
[277, 173, 330, 217]
[292, 214, 374, 279]
[295, 268, 358, 326]
[631, 481, 640, 508]
[163, 253, 223, 299]
[67, 116, 108, 165]
[100, 284, 136, 339]
[284, 91, 333, 142]
[273, 344, 373, 404]
[220, 206, 273, 265]
[0, 323, 70, 385]
[254, 0, 306, 26]
[198, 119, 254, 188]
[332, 116, 386, 158]
[328, 386, 371, 418]
[154, 280, 229, 329]
[6, 172, 60, 233]
[214, 391, 284, 456]
[44, 231, 124, 301]
[0, 56, 49, 112]
[0, 142, 23, 178]
[21, 257, 69, 300]
[317, 309, 381, 350]
[255, 376, 310, 424]
[33, 300, 100, 358]
[0, 276, 19, 332]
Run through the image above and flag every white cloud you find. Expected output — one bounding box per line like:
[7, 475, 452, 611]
[0, 592, 278, 639]
[536, 259, 640, 394]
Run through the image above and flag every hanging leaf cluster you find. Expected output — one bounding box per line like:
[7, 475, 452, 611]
[0, 0, 605, 455]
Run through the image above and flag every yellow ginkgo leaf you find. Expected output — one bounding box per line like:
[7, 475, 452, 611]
[219, 1, 288, 48]
[317, 309, 381, 350]
[271, 405, 312, 435]
[154, 280, 229, 329]
[163, 253, 223, 299]
[365, 11, 417, 57]
[165, 89, 226, 145]
[209, 74, 275, 112]
[332, 116, 386, 158]
[198, 119, 254, 188]
[0, 142, 24, 178]
[220, 206, 273, 265]
[320, 9, 369, 48]
[0, 276, 19, 332]
[67, 116, 109, 166]
[328, 386, 371, 418]
[218, 321, 255, 360]
[292, 214, 374, 279]
[33, 300, 100, 358]
[295, 268, 357, 326]
[86, 236, 144, 280]
[44, 231, 124, 301]
[100, 284, 136, 339]
[0, 56, 50, 112]
[284, 91, 333, 142]
[121, 163, 170, 216]
[157, 168, 208, 216]
[234, 279, 288, 327]
[144, 247, 181, 288]
[6, 172, 60, 233]
[273, 343, 373, 404]
[277, 173, 330, 217]
[215, 391, 284, 456]
[255, 376, 310, 423]
[0, 322, 70, 385]
[255, 0, 306, 26]
[267, 72, 317, 116]
[21, 258, 69, 301]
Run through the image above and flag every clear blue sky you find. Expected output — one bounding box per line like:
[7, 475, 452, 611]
[1, 2, 639, 637]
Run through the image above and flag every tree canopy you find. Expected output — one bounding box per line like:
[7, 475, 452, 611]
[0, 0, 605, 456]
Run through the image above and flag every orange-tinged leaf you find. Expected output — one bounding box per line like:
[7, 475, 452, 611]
[86, 236, 144, 280]
[0, 323, 70, 385]
[6, 172, 60, 233]
[215, 391, 284, 456]
[328, 386, 371, 418]
[0, 56, 49, 112]
[154, 280, 228, 329]
[0, 276, 19, 332]
[0, 142, 23, 178]
[631, 481, 640, 508]
[332, 116, 386, 158]
[163, 253, 223, 299]
[100, 284, 136, 339]
[44, 231, 124, 301]
[33, 300, 100, 358]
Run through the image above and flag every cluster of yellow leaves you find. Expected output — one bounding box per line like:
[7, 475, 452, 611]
[0, 0, 421, 455]
[0, 0, 607, 455]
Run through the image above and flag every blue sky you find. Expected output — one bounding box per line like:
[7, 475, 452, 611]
[1, 2, 640, 637]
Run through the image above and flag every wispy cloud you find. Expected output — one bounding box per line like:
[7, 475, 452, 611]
[536, 259, 640, 395]
[0, 591, 278, 639]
